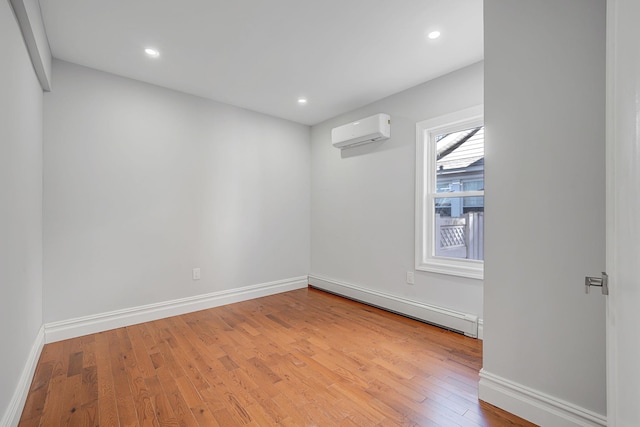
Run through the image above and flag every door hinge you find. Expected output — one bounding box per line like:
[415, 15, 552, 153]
[585, 272, 609, 295]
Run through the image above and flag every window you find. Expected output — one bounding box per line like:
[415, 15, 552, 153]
[415, 106, 484, 279]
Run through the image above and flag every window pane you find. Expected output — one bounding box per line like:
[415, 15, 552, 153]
[434, 196, 484, 261]
[435, 126, 484, 193]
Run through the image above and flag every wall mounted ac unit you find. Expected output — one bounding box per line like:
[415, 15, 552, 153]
[331, 113, 391, 149]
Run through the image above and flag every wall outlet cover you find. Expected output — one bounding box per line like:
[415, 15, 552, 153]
[406, 271, 415, 285]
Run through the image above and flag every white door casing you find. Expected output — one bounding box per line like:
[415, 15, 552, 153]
[606, 0, 640, 425]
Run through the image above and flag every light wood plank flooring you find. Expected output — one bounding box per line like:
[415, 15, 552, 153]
[19, 287, 536, 426]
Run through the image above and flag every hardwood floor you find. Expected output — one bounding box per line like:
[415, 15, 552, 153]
[19, 287, 536, 426]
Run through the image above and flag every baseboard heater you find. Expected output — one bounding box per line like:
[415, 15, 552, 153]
[308, 275, 478, 338]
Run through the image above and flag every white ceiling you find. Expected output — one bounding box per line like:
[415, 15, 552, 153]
[39, 0, 483, 126]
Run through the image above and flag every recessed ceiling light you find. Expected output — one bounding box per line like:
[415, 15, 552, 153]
[427, 31, 441, 40]
[144, 48, 160, 58]
[297, 98, 308, 105]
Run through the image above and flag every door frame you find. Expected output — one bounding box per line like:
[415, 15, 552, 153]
[605, 0, 640, 425]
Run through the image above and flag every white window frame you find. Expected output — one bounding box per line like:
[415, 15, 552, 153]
[415, 105, 484, 280]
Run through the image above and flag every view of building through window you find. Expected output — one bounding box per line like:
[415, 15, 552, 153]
[433, 126, 484, 261]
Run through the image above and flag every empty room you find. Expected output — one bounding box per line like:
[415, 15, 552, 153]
[2, 0, 639, 426]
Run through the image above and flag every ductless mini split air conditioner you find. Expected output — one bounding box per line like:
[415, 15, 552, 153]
[331, 113, 391, 149]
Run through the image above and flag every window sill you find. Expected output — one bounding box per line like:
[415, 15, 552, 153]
[416, 258, 483, 280]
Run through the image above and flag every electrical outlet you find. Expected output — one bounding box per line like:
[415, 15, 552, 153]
[406, 271, 415, 285]
[192, 268, 201, 280]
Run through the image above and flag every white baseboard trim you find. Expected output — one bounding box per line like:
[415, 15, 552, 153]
[0, 326, 45, 427]
[44, 276, 308, 343]
[308, 274, 478, 337]
[477, 318, 484, 340]
[479, 369, 607, 427]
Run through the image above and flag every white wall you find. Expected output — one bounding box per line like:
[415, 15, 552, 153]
[482, 0, 606, 422]
[310, 62, 484, 319]
[44, 60, 310, 323]
[0, 0, 43, 422]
